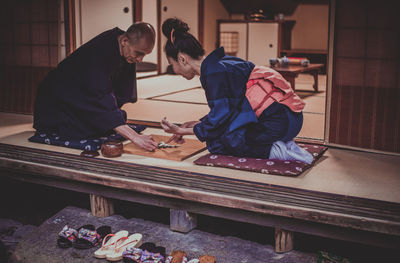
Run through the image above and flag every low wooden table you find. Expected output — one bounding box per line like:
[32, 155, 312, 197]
[271, 63, 324, 92]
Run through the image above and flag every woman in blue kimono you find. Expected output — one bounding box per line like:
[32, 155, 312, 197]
[160, 18, 312, 163]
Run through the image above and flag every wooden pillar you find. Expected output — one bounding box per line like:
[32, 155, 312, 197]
[274, 228, 294, 253]
[90, 194, 114, 217]
[170, 209, 197, 233]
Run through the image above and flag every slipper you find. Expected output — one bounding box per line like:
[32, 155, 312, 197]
[165, 250, 188, 263]
[139, 249, 165, 263]
[122, 247, 143, 263]
[140, 242, 166, 258]
[74, 225, 112, 249]
[57, 225, 78, 248]
[94, 230, 129, 258]
[106, 233, 143, 262]
[123, 242, 166, 263]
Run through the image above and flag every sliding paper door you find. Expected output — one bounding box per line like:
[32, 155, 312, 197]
[0, 0, 60, 114]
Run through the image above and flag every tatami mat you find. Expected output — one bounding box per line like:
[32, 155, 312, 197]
[151, 87, 207, 104]
[298, 113, 325, 139]
[122, 99, 209, 124]
[137, 71, 157, 78]
[302, 96, 326, 114]
[137, 74, 201, 99]
[1, 113, 400, 203]
[0, 113, 34, 139]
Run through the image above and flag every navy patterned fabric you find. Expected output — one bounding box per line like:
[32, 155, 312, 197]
[28, 124, 146, 151]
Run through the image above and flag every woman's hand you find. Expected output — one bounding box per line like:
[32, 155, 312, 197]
[161, 117, 181, 134]
[160, 118, 199, 144]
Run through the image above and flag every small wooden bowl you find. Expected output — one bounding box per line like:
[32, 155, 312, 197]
[101, 141, 123, 158]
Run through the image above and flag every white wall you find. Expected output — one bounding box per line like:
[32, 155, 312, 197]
[285, 3, 329, 50]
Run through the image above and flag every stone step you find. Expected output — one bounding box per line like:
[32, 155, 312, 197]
[10, 206, 316, 263]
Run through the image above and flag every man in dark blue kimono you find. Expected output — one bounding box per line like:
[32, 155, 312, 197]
[33, 22, 157, 151]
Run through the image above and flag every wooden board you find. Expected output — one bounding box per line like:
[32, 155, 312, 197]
[124, 134, 206, 161]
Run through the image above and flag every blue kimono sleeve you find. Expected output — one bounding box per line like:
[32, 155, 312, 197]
[193, 71, 244, 142]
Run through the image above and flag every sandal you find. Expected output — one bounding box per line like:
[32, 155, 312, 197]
[123, 242, 166, 263]
[57, 225, 78, 248]
[74, 225, 111, 249]
[122, 247, 143, 262]
[106, 233, 143, 262]
[165, 250, 188, 263]
[94, 230, 129, 258]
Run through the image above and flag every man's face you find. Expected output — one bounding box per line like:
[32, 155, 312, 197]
[121, 37, 153, 64]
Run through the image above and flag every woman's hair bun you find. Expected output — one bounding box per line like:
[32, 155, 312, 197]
[162, 18, 189, 38]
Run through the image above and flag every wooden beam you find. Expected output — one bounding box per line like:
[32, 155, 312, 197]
[275, 228, 294, 253]
[157, 0, 161, 74]
[64, 0, 76, 55]
[134, 0, 142, 22]
[90, 194, 114, 217]
[198, 0, 204, 46]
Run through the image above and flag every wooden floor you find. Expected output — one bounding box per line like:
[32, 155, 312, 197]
[0, 112, 399, 204]
[1, 112, 400, 248]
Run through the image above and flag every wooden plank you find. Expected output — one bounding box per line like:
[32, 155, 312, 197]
[124, 134, 206, 161]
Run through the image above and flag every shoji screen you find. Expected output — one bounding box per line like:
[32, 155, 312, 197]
[329, 0, 400, 153]
[0, 0, 59, 114]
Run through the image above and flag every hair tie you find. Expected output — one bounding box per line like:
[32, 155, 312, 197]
[170, 28, 175, 44]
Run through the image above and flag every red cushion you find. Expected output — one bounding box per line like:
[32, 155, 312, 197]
[193, 143, 327, 176]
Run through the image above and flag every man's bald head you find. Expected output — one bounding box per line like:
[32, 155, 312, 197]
[125, 22, 155, 47]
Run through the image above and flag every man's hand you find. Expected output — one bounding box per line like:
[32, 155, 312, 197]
[132, 134, 157, 151]
[114, 124, 157, 151]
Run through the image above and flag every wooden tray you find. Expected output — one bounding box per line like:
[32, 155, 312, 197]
[124, 134, 206, 161]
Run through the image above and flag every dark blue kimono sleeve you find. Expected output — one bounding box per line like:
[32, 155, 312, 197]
[193, 71, 239, 141]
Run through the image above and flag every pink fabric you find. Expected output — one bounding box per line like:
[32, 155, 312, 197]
[245, 66, 305, 117]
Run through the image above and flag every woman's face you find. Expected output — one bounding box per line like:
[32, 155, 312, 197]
[167, 56, 196, 80]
